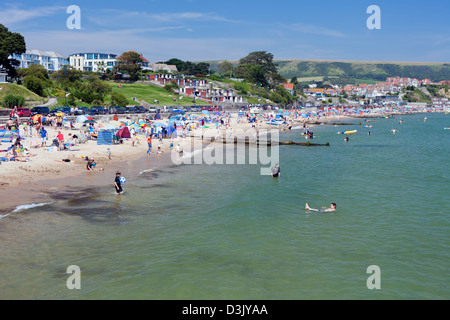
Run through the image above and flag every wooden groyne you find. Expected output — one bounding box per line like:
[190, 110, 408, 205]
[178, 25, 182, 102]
[191, 136, 330, 146]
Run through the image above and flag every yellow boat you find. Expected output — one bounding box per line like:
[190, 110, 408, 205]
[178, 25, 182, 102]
[344, 130, 358, 135]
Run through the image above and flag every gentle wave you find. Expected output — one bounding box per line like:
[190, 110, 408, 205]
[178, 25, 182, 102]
[0, 202, 53, 220]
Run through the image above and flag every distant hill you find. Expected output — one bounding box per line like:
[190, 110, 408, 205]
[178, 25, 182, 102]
[207, 59, 450, 83]
[276, 60, 450, 83]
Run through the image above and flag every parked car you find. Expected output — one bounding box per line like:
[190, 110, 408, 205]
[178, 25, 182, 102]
[10, 107, 31, 118]
[30, 106, 50, 116]
[132, 105, 148, 113]
[50, 106, 71, 115]
[74, 106, 91, 115]
[148, 106, 157, 113]
[90, 106, 107, 115]
[108, 106, 126, 114]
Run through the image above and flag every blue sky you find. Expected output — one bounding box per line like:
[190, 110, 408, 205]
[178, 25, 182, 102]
[1, 0, 449, 62]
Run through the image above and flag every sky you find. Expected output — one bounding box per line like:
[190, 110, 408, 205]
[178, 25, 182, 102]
[1, 0, 449, 63]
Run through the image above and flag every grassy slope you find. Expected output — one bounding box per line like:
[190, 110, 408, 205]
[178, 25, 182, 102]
[0, 83, 45, 106]
[104, 81, 204, 106]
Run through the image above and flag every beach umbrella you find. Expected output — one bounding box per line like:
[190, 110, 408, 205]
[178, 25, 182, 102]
[76, 115, 88, 123]
[31, 114, 42, 124]
[84, 119, 97, 124]
[140, 123, 149, 128]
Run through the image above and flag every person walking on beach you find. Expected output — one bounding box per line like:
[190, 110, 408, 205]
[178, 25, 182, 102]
[40, 127, 48, 147]
[147, 136, 152, 156]
[115, 171, 124, 194]
[57, 131, 64, 150]
[305, 203, 336, 212]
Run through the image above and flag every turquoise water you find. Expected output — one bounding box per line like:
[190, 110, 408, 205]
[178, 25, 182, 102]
[0, 113, 449, 299]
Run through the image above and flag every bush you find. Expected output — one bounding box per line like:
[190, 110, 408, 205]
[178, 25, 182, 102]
[163, 82, 178, 93]
[111, 91, 128, 107]
[3, 94, 25, 108]
[24, 75, 44, 96]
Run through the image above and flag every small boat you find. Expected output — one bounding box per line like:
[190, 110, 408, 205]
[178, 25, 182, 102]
[266, 120, 285, 126]
[338, 130, 357, 135]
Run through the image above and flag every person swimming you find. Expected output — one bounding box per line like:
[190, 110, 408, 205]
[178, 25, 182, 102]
[305, 203, 336, 212]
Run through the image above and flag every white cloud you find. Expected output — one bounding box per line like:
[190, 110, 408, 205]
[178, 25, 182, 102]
[21, 29, 272, 61]
[0, 5, 64, 26]
[86, 9, 240, 28]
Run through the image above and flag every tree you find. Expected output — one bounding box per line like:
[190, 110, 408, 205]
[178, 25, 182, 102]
[51, 66, 83, 88]
[67, 93, 76, 107]
[110, 91, 128, 107]
[236, 51, 283, 88]
[114, 51, 142, 81]
[0, 24, 26, 79]
[164, 58, 185, 72]
[24, 75, 44, 96]
[218, 61, 233, 77]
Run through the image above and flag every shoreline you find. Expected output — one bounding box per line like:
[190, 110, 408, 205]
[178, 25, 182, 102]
[0, 110, 432, 216]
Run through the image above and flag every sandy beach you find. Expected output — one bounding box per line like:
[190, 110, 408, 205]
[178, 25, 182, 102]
[0, 110, 373, 214]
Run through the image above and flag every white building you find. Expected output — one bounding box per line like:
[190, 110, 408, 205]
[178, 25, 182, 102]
[151, 63, 178, 73]
[69, 53, 118, 72]
[9, 49, 68, 71]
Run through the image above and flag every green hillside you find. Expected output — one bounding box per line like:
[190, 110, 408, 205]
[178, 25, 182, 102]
[0, 83, 45, 107]
[207, 59, 450, 83]
[275, 60, 450, 83]
[105, 81, 204, 106]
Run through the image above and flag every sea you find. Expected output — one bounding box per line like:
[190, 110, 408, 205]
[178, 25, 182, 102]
[0, 112, 448, 299]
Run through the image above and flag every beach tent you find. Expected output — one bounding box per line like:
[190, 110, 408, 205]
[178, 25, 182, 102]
[154, 113, 162, 120]
[116, 126, 131, 139]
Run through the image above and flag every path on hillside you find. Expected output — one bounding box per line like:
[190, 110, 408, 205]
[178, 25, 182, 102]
[42, 97, 58, 107]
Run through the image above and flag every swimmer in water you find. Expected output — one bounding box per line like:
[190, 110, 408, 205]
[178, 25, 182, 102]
[305, 203, 336, 212]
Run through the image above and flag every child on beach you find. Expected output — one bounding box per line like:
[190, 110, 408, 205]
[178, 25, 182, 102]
[114, 171, 124, 194]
